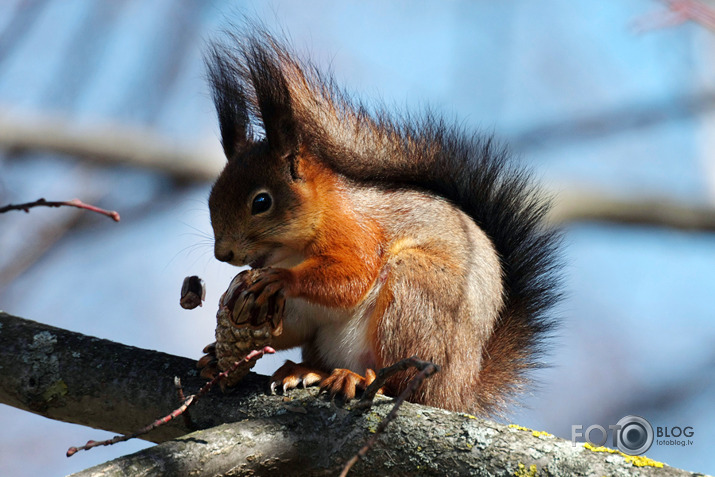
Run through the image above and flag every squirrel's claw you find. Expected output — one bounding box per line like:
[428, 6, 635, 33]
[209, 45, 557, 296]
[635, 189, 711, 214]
[269, 362, 379, 402]
[196, 342, 220, 380]
[318, 368, 373, 401]
[270, 360, 328, 394]
[245, 268, 293, 307]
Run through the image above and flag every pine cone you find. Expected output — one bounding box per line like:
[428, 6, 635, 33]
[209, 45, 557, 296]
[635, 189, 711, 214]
[197, 269, 284, 387]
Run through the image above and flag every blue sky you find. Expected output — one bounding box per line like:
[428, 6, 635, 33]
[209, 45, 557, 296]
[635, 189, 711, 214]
[0, 1, 713, 475]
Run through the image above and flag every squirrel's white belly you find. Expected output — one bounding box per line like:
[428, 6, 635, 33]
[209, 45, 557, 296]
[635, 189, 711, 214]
[284, 284, 381, 374]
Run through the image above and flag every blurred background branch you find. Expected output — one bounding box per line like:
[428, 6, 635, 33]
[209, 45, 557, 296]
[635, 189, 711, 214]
[0, 107, 223, 182]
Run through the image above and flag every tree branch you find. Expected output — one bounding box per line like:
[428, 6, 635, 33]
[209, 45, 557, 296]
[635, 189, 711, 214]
[65, 347, 275, 457]
[0, 312, 702, 476]
[0, 198, 120, 222]
[0, 311, 262, 442]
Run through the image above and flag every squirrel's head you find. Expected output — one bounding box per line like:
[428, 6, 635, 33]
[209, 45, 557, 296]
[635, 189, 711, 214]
[206, 33, 322, 268]
[208, 141, 321, 268]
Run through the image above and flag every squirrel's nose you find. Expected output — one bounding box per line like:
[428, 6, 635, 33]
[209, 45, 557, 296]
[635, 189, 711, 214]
[214, 240, 235, 262]
[215, 249, 234, 262]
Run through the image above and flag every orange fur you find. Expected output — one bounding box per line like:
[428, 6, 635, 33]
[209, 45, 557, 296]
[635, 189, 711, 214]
[206, 29, 561, 416]
[288, 157, 386, 308]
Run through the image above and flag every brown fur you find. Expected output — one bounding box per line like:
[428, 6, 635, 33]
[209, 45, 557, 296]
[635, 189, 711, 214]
[206, 28, 561, 416]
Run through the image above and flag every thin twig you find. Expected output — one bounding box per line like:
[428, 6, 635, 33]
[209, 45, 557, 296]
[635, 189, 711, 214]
[359, 356, 440, 406]
[0, 198, 120, 222]
[174, 377, 194, 430]
[66, 346, 275, 457]
[340, 357, 439, 477]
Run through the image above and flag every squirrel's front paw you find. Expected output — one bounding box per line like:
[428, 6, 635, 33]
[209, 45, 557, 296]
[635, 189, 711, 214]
[219, 269, 285, 333]
[244, 267, 295, 307]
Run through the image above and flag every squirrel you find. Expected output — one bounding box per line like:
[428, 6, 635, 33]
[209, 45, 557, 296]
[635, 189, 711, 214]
[204, 29, 561, 416]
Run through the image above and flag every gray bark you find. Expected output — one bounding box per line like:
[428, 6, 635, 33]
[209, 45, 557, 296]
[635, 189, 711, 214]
[0, 312, 704, 477]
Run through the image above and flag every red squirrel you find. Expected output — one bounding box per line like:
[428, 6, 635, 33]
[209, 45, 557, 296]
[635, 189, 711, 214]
[204, 30, 561, 416]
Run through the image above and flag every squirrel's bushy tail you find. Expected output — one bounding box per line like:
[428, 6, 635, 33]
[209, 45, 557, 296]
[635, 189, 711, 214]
[208, 29, 562, 415]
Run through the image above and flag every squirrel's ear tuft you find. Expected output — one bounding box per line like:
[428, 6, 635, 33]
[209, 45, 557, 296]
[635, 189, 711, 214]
[244, 36, 299, 156]
[206, 44, 250, 160]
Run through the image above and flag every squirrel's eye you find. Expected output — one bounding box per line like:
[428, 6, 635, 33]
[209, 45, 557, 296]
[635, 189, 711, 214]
[251, 192, 272, 215]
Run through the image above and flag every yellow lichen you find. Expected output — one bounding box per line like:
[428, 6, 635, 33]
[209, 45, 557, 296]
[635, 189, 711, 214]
[583, 443, 612, 453]
[508, 424, 531, 432]
[464, 414, 477, 419]
[514, 462, 538, 477]
[42, 379, 68, 402]
[583, 443, 664, 468]
[508, 424, 552, 438]
[623, 455, 665, 468]
[365, 411, 382, 434]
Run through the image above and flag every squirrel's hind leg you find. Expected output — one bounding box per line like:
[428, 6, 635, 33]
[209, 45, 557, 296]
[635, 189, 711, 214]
[318, 368, 377, 400]
[371, 243, 485, 413]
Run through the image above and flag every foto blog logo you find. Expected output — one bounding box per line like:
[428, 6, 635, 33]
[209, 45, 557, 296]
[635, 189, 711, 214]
[572, 415, 654, 455]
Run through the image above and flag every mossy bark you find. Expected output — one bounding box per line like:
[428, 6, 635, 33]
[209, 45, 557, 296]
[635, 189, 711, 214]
[0, 312, 704, 477]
